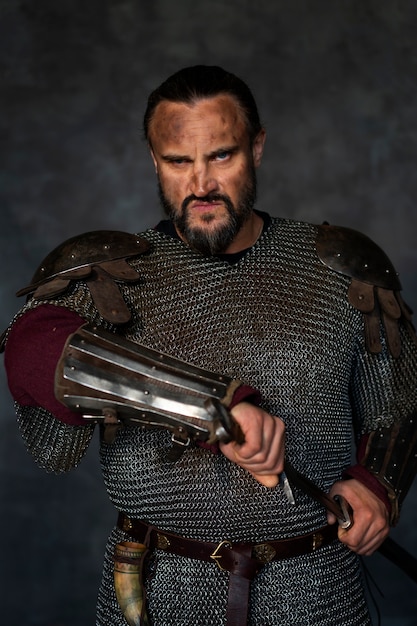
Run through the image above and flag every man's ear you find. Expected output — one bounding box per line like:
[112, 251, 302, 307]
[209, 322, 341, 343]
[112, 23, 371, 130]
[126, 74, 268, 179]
[149, 145, 158, 173]
[252, 129, 266, 168]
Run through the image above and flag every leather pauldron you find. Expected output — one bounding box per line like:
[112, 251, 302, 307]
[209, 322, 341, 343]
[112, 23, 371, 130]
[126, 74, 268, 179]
[316, 224, 417, 358]
[17, 230, 150, 324]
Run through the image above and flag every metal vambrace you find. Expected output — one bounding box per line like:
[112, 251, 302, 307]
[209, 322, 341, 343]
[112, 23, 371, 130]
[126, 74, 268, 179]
[54, 324, 244, 448]
[361, 412, 417, 524]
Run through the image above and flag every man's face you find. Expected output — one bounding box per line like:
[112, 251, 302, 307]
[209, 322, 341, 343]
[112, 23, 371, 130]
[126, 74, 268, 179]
[148, 95, 265, 255]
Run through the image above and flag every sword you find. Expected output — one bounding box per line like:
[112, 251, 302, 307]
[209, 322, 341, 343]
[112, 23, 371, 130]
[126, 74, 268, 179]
[56, 324, 417, 583]
[206, 399, 417, 583]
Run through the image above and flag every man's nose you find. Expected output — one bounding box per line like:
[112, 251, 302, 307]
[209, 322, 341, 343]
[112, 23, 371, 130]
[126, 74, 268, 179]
[189, 164, 218, 197]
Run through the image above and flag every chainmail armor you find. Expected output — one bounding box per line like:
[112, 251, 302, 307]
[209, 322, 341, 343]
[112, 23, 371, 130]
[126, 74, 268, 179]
[8, 217, 417, 625]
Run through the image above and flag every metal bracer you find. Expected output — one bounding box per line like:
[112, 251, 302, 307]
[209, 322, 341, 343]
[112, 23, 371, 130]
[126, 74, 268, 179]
[55, 324, 244, 447]
[361, 411, 417, 524]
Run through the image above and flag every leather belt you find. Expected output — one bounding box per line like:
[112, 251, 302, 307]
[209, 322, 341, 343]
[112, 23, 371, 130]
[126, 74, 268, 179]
[117, 512, 338, 626]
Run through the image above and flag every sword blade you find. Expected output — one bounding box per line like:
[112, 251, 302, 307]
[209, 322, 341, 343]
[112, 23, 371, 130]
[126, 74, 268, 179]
[280, 471, 296, 505]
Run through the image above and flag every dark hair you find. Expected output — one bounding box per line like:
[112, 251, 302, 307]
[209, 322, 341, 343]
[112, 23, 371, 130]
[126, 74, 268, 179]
[143, 65, 262, 144]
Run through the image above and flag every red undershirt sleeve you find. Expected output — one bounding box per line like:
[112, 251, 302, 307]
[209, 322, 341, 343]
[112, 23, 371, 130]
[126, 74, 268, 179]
[4, 304, 87, 426]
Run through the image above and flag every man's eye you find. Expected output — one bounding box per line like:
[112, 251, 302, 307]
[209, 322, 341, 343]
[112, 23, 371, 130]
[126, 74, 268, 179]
[215, 152, 230, 161]
[166, 158, 191, 167]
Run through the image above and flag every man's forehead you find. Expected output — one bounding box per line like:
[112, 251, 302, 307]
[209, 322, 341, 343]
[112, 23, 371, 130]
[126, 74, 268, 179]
[148, 95, 248, 141]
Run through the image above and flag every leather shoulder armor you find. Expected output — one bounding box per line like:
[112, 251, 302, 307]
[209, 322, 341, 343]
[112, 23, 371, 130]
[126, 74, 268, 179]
[17, 230, 150, 325]
[316, 224, 401, 289]
[316, 224, 417, 358]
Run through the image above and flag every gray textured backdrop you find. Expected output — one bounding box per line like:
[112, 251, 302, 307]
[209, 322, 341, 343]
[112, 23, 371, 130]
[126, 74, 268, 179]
[1, 1, 416, 625]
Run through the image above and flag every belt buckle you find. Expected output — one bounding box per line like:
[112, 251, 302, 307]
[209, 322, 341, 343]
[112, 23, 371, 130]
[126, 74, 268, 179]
[210, 539, 232, 571]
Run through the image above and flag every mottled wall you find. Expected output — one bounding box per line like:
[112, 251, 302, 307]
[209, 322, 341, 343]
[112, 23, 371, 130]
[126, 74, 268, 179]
[1, 1, 416, 625]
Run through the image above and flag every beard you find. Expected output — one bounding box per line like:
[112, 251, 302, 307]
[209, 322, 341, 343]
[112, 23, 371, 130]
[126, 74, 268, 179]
[158, 166, 258, 256]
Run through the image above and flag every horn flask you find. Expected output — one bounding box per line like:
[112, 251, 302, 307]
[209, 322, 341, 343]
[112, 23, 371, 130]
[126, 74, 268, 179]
[114, 541, 149, 626]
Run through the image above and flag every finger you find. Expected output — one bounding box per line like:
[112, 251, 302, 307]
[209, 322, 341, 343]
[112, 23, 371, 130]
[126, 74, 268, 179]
[233, 439, 284, 472]
[337, 524, 388, 555]
[250, 473, 279, 488]
[326, 511, 338, 526]
[355, 526, 389, 556]
[234, 413, 277, 460]
[251, 418, 284, 466]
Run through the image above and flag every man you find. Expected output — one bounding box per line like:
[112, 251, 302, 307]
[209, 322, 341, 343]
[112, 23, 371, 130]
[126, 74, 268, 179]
[3, 65, 417, 625]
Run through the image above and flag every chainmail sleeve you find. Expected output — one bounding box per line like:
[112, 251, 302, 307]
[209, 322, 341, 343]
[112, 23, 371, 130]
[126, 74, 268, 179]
[15, 403, 95, 473]
[349, 324, 417, 436]
[4, 280, 109, 473]
[315, 222, 417, 522]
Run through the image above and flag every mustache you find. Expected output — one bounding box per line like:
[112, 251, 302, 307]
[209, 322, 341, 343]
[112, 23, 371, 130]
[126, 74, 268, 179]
[182, 193, 232, 211]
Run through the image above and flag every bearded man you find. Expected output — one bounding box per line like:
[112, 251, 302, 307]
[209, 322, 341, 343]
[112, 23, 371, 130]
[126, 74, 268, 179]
[3, 65, 417, 625]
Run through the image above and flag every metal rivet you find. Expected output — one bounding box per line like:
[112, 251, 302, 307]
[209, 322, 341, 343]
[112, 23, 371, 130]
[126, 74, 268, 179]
[157, 533, 171, 550]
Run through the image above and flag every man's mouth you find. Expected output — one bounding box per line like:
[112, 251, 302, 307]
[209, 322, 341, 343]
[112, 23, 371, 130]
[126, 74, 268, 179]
[184, 194, 228, 213]
[189, 199, 223, 212]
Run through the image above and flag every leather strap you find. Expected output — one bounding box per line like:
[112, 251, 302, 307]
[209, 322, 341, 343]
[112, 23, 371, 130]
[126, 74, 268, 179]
[117, 512, 337, 566]
[226, 545, 252, 626]
[117, 513, 338, 625]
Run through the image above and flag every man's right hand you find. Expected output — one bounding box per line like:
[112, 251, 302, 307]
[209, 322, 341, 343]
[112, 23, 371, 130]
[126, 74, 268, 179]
[219, 402, 285, 487]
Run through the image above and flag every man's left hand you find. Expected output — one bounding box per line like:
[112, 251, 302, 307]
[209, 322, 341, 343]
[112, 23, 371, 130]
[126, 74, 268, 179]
[327, 479, 390, 555]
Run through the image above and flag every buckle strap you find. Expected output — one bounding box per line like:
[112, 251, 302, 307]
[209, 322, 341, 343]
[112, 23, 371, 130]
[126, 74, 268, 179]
[227, 549, 252, 626]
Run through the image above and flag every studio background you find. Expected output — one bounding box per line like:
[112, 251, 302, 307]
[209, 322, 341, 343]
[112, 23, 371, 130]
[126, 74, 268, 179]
[1, 1, 416, 625]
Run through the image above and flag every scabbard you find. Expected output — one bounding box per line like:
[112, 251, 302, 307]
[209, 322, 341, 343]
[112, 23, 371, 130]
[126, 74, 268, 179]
[377, 537, 417, 584]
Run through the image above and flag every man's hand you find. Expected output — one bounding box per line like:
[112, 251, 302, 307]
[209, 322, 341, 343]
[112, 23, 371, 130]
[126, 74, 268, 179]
[327, 479, 390, 555]
[219, 402, 285, 488]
